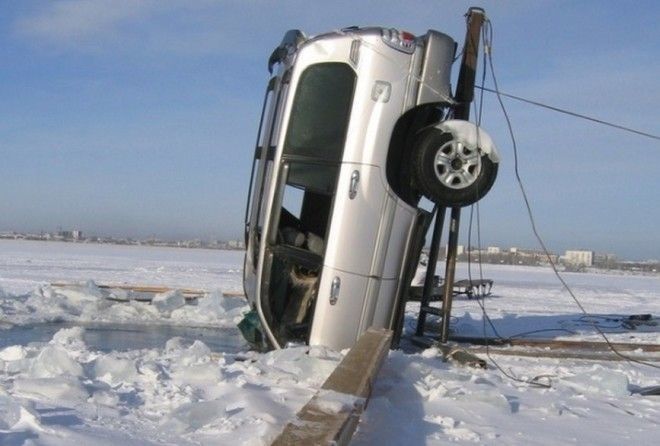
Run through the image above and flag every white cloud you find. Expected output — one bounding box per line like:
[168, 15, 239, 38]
[12, 0, 541, 56]
[13, 0, 275, 55]
[15, 0, 159, 45]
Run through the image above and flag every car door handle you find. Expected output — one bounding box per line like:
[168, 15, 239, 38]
[330, 276, 341, 305]
[349, 170, 360, 199]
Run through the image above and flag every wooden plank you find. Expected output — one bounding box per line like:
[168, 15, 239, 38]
[462, 345, 660, 362]
[222, 290, 245, 297]
[51, 282, 207, 297]
[412, 336, 659, 363]
[272, 328, 393, 446]
[449, 335, 660, 352]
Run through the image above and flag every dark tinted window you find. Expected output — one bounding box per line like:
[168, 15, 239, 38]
[287, 162, 338, 195]
[284, 63, 356, 162]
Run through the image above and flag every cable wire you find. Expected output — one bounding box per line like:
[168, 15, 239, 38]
[474, 86, 660, 141]
[466, 41, 507, 342]
[465, 22, 551, 388]
[484, 18, 660, 370]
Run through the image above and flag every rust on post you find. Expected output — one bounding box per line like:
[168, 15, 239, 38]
[454, 7, 485, 118]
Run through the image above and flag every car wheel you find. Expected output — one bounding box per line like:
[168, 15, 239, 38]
[411, 127, 498, 207]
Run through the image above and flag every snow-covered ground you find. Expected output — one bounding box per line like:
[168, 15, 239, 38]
[0, 240, 244, 295]
[411, 262, 660, 344]
[0, 240, 658, 445]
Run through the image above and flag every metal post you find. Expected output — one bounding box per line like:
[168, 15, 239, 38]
[440, 207, 461, 342]
[415, 207, 446, 336]
[437, 7, 485, 343]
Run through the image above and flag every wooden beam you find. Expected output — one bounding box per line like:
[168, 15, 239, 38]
[454, 7, 485, 117]
[222, 290, 246, 297]
[272, 328, 393, 446]
[413, 335, 659, 362]
[449, 335, 660, 352]
[51, 282, 206, 296]
[463, 345, 660, 362]
[50, 282, 245, 301]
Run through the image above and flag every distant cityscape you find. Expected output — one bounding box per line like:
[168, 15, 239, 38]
[1, 229, 657, 274]
[0, 229, 245, 251]
[438, 245, 658, 274]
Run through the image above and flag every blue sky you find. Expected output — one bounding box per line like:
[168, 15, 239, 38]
[1, 1, 658, 259]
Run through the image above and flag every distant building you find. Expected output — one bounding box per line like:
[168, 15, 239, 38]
[594, 253, 617, 268]
[564, 250, 594, 267]
[227, 240, 245, 249]
[487, 246, 501, 254]
[58, 229, 83, 241]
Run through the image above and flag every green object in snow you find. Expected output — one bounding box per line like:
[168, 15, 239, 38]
[238, 310, 265, 350]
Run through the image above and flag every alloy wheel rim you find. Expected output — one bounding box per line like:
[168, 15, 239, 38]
[433, 140, 482, 189]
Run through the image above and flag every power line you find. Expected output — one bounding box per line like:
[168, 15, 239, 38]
[467, 22, 550, 389]
[475, 85, 660, 141]
[484, 18, 660, 371]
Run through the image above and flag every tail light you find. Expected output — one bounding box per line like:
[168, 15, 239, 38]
[381, 28, 416, 53]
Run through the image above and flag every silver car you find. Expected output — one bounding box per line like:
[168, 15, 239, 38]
[242, 24, 499, 351]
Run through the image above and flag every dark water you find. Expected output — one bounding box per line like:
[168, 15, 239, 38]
[0, 322, 247, 353]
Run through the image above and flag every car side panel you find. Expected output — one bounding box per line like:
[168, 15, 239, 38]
[309, 266, 369, 350]
[372, 278, 398, 329]
[323, 163, 386, 277]
[381, 199, 417, 279]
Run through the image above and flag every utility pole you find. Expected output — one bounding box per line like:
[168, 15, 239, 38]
[454, 7, 485, 118]
[440, 7, 485, 343]
[415, 7, 486, 344]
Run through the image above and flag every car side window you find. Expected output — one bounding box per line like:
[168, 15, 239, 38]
[284, 63, 356, 163]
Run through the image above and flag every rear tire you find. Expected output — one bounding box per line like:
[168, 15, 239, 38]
[412, 127, 498, 207]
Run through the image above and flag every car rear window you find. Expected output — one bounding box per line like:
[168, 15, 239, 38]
[284, 63, 355, 163]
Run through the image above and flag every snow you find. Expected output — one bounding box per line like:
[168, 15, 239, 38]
[411, 262, 660, 344]
[0, 239, 658, 444]
[352, 351, 660, 445]
[436, 119, 500, 163]
[0, 325, 340, 444]
[0, 239, 244, 295]
[152, 290, 186, 315]
[0, 281, 248, 329]
[312, 389, 365, 413]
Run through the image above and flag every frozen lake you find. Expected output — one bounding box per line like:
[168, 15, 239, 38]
[1, 239, 658, 344]
[0, 321, 245, 353]
[0, 239, 245, 295]
[0, 239, 658, 445]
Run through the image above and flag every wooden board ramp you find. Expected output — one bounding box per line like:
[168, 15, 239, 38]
[412, 335, 660, 363]
[446, 335, 660, 362]
[272, 328, 393, 446]
[222, 290, 245, 297]
[50, 282, 245, 301]
[449, 335, 660, 353]
[463, 345, 660, 362]
[51, 282, 207, 298]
